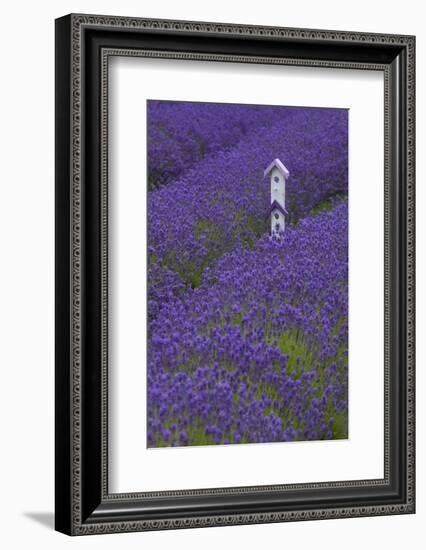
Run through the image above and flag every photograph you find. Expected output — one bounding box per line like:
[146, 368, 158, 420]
[0, 0, 420, 546]
[51, 10, 415, 538]
[147, 100, 349, 448]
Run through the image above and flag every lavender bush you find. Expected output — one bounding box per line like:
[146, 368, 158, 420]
[148, 101, 283, 189]
[147, 100, 348, 447]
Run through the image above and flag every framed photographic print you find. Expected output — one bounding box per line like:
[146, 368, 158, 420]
[55, 14, 415, 535]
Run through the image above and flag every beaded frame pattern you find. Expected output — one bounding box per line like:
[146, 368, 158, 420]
[68, 14, 415, 535]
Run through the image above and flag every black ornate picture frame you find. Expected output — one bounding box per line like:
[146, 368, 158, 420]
[55, 14, 415, 535]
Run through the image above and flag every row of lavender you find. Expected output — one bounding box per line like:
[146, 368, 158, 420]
[148, 101, 282, 189]
[147, 101, 349, 446]
[148, 204, 348, 446]
[148, 102, 348, 317]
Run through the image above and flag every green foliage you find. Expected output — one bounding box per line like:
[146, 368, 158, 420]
[310, 192, 346, 216]
[330, 411, 348, 440]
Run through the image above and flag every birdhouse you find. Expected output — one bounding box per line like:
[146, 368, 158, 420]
[264, 158, 290, 235]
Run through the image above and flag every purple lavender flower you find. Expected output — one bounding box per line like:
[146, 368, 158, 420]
[146, 100, 348, 447]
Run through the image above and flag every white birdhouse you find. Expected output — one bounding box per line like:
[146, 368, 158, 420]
[264, 158, 290, 235]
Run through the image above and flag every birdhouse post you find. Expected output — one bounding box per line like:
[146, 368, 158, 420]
[264, 158, 290, 235]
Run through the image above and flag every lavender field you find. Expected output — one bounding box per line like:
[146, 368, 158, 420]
[147, 100, 348, 448]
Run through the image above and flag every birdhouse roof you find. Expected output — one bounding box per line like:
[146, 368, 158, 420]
[266, 200, 288, 220]
[264, 158, 290, 179]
